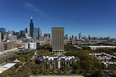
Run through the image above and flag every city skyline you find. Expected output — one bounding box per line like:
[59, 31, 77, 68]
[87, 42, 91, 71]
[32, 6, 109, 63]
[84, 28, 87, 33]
[1, 0, 116, 37]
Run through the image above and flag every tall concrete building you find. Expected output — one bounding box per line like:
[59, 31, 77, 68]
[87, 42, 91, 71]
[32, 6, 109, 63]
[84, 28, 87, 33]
[30, 16, 34, 37]
[3, 32, 8, 40]
[38, 27, 42, 37]
[8, 30, 14, 36]
[52, 27, 64, 52]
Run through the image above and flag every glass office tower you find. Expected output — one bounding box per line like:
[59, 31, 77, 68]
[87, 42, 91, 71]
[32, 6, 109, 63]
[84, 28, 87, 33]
[33, 27, 39, 38]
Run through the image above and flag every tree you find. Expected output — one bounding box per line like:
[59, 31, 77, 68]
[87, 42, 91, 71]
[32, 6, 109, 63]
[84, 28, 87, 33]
[64, 69, 67, 74]
[45, 70, 50, 74]
[38, 50, 50, 57]
[35, 69, 40, 74]
[73, 61, 81, 70]
[14, 54, 19, 58]
[15, 63, 22, 68]
[92, 69, 105, 77]
[80, 69, 85, 74]
[58, 70, 62, 74]
[50, 69, 55, 74]
[75, 69, 80, 74]
[94, 59, 102, 68]
[62, 65, 72, 71]
[81, 60, 94, 72]
[40, 69, 45, 73]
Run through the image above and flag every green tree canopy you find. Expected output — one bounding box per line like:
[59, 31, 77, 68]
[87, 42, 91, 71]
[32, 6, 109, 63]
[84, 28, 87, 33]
[50, 69, 55, 74]
[58, 70, 62, 74]
[40, 69, 45, 74]
[64, 69, 67, 74]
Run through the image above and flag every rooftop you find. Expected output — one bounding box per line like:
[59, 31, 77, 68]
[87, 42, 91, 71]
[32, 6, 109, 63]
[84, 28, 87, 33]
[0, 63, 16, 73]
[38, 54, 79, 62]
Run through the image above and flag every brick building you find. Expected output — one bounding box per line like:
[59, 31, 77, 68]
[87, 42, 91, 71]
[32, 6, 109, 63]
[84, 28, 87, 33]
[4, 42, 12, 50]
[4, 42, 20, 50]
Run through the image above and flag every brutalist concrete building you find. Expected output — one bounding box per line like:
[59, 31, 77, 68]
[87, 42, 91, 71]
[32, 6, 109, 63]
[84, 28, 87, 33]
[37, 54, 79, 70]
[52, 27, 64, 52]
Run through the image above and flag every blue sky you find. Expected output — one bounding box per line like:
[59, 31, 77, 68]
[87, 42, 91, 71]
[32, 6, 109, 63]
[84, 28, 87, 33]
[1, 0, 116, 38]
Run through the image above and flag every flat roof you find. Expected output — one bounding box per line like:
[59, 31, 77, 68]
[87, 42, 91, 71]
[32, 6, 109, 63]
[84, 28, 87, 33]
[89, 46, 116, 47]
[0, 63, 16, 73]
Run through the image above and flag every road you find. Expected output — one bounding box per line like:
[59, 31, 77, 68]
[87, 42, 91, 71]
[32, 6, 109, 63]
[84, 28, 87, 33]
[0, 48, 20, 59]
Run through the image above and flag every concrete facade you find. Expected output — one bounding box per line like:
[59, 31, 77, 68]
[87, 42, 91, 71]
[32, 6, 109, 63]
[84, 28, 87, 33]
[3, 32, 8, 40]
[52, 27, 64, 52]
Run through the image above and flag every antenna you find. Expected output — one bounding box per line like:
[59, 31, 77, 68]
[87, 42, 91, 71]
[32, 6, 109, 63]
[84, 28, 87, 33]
[31, 16, 32, 19]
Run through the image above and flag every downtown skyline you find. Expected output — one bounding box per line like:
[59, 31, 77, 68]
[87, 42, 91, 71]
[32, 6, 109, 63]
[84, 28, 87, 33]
[1, 0, 116, 38]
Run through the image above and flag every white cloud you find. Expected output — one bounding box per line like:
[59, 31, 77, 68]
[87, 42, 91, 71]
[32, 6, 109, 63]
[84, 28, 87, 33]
[23, 2, 49, 17]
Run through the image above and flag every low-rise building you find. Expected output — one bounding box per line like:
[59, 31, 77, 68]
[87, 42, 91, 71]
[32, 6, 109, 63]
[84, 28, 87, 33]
[11, 42, 17, 49]
[24, 42, 39, 50]
[97, 56, 111, 62]
[4, 42, 19, 50]
[37, 54, 79, 70]
[4, 42, 12, 50]
[88, 46, 116, 50]
[0, 63, 16, 73]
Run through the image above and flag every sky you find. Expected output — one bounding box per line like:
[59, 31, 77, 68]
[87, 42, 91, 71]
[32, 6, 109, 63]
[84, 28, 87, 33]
[1, 0, 116, 38]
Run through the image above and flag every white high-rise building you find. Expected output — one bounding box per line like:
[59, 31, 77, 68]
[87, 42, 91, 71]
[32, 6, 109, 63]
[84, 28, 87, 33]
[25, 33, 30, 38]
[8, 30, 14, 36]
[24, 42, 39, 50]
[79, 32, 81, 39]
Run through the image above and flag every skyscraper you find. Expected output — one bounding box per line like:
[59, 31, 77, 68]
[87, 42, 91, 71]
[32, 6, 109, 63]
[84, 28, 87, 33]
[30, 16, 34, 37]
[25, 28, 28, 33]
[79, 32, 81, 39]
[52, 27, 64, 52]
[20, 30, 25, 37]
[8, 30, 14, 36]
[15, 32, 20, 37]
[0, 28, 6, 33]
[88, 35, 91, 39]
[0, 28, 6, 39]
[33, 27, 39, 38]
[3, 32, 8, 40]
[38, 27, 42, 37]
[66, 34, 68, 39]
[72, 35, 74, 39]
